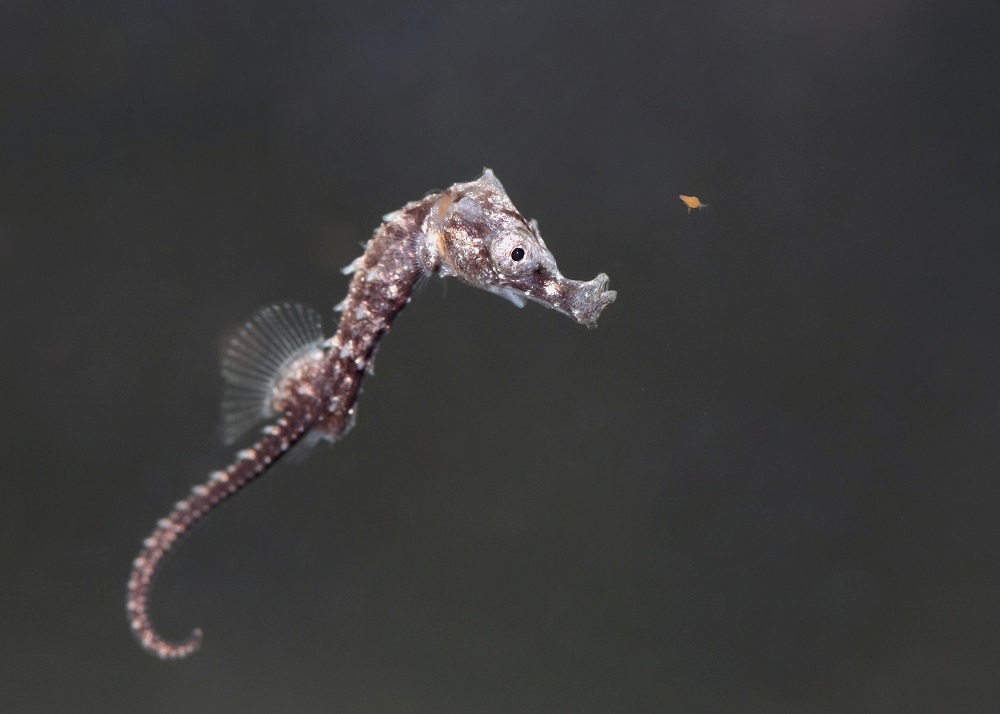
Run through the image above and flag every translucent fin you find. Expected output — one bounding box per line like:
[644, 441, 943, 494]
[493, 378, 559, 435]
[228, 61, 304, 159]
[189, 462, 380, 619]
[341, 255, 363, 275]
[487, 285, 527, 308]
[280, 428, 330, 464]
[219, 303, 324, 444]
[414, 268, 432, 297]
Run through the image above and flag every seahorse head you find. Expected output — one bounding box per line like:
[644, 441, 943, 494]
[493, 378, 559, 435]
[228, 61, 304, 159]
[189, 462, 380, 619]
[420, 169, 616, 326]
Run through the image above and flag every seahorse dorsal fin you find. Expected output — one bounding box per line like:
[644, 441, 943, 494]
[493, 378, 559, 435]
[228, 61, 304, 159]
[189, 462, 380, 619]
[219, 303, 324, 444]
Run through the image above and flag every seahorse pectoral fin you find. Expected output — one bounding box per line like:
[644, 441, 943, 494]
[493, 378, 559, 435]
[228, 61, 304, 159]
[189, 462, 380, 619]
[487, 285, 528, 308]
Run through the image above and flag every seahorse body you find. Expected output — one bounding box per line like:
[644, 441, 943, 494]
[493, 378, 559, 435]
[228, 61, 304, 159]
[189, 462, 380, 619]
[126, 170, 616, 659]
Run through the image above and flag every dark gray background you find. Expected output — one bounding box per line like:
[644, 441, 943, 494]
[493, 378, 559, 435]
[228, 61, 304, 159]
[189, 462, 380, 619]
[2, 1, 998, 712]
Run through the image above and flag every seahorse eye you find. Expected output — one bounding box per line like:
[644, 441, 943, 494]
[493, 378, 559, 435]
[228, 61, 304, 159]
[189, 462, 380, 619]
[510, 247, 525, 261]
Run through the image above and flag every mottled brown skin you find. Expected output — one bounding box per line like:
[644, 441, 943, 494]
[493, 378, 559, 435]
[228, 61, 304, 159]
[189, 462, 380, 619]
[127, 170, 616, 659]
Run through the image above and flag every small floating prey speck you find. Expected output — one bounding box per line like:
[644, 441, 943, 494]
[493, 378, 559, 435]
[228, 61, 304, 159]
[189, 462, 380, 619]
[126, 169, 616, 659]
[679, 194, 708, 213]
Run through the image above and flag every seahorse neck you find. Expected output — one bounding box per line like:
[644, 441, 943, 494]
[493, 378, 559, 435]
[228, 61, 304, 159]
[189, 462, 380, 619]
[331, 196, 434, 368]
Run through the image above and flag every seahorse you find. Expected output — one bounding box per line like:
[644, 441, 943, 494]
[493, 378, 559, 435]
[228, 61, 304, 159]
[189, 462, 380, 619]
[126, 169, 616, 659]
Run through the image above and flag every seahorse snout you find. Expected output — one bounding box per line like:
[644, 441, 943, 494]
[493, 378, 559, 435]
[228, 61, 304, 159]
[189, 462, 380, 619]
[568, 273, 617, 327]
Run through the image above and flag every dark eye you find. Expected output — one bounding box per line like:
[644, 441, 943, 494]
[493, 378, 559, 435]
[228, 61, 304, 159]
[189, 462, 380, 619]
[510, 247, 525, 261]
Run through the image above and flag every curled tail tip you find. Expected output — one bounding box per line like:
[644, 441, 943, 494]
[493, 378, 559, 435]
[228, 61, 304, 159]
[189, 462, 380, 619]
[134, 625, 204, 660]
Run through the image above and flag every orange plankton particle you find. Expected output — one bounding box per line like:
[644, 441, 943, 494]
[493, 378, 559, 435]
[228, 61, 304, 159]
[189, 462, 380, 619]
[679, 195, 708, 213]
